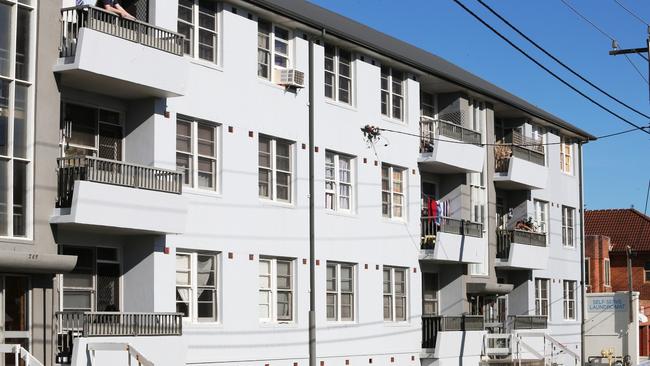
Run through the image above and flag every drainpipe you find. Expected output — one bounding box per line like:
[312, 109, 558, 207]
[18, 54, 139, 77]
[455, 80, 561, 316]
[578, 141, 585, 366]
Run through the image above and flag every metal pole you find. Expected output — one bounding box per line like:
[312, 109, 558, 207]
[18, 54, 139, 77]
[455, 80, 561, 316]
[308, 35, 316, 366]
[578, 141, 586, 366]
[627, 246, 634, 324]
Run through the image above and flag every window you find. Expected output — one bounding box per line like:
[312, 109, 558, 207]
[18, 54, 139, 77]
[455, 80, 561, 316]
[560, 137, 573, 174]
[175, 252, 218, 322]
[604, 259, 611, 287]
[61, 246, 120, 312]
[257, 19, 291, 80]
[383, 266, 407, 322]
[422, 272, 438, 316]
[645, 262, 650, 282]
[534, 199, 548, 234]
[534, 278, 549, 317]
[563, 280, 576, 320]
[176, 117, 218, 190]
[259, 136, 293, 203]
[585, 258, 591, 288]
[380, 65, 405, 120]
[562, 206, 575, 247]
[324, 44, 352, 104]
[420, 91, 435, 119]
[325, 151, 353, 212]
[381, 164, 405, 219]
[61, 103, 123, 160]
[326, 262, 355, 321]
[178, 0, 219, 63]
[259, 257, 294, 322]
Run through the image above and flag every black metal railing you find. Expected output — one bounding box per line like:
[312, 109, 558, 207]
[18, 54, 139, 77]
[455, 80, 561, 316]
[508, 315, 548, 330]
[56, 156, 183, 208]
[55, 311, 183, 364]
[422, 315, 485, 349]
[421, 216, 483, 249]
[420, 117, 482, 152]
[494, 131, 545, 172]
[496, 229, 547, 259]
[60, 6, 184, 58]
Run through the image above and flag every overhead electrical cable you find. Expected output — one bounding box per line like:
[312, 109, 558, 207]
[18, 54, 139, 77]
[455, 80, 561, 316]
[451, 0, 650, 135]
[612, 0, 650, 27]
[476, 0, 650, 118]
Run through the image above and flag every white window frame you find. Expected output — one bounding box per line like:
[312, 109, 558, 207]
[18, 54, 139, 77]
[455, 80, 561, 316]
[175, 251, 219, 323]
[259, 257, 294, 323]
[422, 272, 439, 316]
[177, 0, 219, 64]
[534, 199, 549, 235]
[383, 266, 408, 322]
[326, 262, 355, 322]
[604, 258, 611, 287]
[258, 136, 293, 203]
[562, 206, 575, 248]
[325, 151, 354, 213]
[563, 280, 577, 320]
[534, 278, 549, 317]
[560, 137, 573, 175]
[175, 116, 219, 191]
[381, 164, 406, 219]
[324, 44, 353, 105]
[257, 18, 292, 81]
[380, 65, 405, 121]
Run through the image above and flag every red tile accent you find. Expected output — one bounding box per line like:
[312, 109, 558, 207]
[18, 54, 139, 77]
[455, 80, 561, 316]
[294, 363, 298, 366]
[302, 258, 307, 265]
[363, 158, 367, 164]
[390, 357, 394, 363]
[375, 264, 379, 270]
[368, 359, 372, 364]
[249, 254, 254, 261]
[316, 259, 320, 266]
[345, 360, 349, 365]
[228, 126, 234, 133]
[374, 160, 378, 166]
[586, 209, 650, 252]
[315, 146, 319, 153]
[364, 264, 368, 269]
[228, 252, 233, 259]
[302, 143, 306, 150]
[412, 169, 416, 175]
[413, 267, 417, 273]
[163, 247, 170, 255]
[249, 131, 254, 138]
[164, 111, 170, 118]
[411, 356, 415, 361]
[320, 362, 324, 366]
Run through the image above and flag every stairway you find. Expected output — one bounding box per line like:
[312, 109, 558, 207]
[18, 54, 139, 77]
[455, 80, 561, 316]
[86, 342, 154, 366]
[482, 332, 580, 366]
[0, 344, 44, 366]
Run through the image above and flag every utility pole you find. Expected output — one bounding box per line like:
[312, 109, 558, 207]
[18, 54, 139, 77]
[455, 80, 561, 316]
[608, 26, 650, 102]
[627, 246, 634, 323]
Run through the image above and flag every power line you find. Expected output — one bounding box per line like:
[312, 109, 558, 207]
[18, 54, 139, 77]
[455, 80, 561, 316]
[623, 54, 650, 85]
[612, 0, 650, 27]
[476, 0, 650, 119]
[451, 0, 650, 135]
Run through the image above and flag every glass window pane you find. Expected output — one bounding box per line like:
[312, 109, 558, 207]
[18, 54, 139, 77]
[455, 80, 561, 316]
[63, 273, 93, 288]
[65, 104, 97, 149]
[176, 120, 192, 152]
[197, 124, 215, 157]
[0, 160, 7, 236]
[63, 292, 92, 311]
[176, 153, 192, 186]
[0, 4, 10, 77]
[13, 161, 27, 237]
[197, 157, 215, 189]
[0, 80, 8, 156]
[13, 84, 28, 158]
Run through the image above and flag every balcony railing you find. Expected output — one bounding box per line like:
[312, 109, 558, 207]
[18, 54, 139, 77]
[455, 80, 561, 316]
[420, 117, 482, 153]
[496, 229, 547, 259]
[421, 216, 483, 249]
[56, 156, 183, 208]
[508, 315, 548, 330]
[60, 5, 184, 58]
[55, 311, 182, 364]
[422, 315, 485, 349]
[495, 131, 545, 172]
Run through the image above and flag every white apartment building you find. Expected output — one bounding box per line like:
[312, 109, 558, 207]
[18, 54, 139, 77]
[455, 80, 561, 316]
[0, 0, 595, 365]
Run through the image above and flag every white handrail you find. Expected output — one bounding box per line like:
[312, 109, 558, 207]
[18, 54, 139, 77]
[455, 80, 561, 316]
[88, 342, 154, 366]
[0, 344, 44, 366]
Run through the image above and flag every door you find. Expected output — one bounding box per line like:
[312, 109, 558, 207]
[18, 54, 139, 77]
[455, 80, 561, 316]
[2, 275, 30, 366]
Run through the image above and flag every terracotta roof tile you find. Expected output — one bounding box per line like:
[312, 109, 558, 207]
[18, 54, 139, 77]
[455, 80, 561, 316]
[585, 209, 650, 252]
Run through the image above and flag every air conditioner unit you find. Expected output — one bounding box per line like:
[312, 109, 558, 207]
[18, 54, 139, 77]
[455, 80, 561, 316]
[274, 69, 305, 88]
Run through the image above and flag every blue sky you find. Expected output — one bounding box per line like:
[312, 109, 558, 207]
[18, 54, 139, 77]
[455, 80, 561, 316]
[309, 0, 650, 211]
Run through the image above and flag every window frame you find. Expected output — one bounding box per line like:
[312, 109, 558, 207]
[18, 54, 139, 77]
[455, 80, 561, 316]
[560, 137, 573, 175]
[534, 278, 549, 317]
[585, 257, 591, 289]
[325, 151, 354, 213]
[645, 262, 650, 283]
[175, 116, 219, 191]
[422, 272, 439, 316]
[60, 101, 125, 160]
[534, 199, 549, 236]
[324, 43, 353, 105]
[258, 136, 293, 203]
[383, 266, 408, 323]
[257, 18, 292, 81]
[380, 65, 406, 121]
[326, 262, 356, 322]
[562, 206, 575, 248]
[258, 257, 295, 323]
[177, 0, 220, 64]
[563, 280, 577, 321]
[175, 251, 219, 323]
[381, 164, 406, 220]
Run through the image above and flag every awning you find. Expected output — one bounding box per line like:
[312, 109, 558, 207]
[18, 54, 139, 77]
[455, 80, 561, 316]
[0, 251, 77, 274]
[466, 282, 514, 295]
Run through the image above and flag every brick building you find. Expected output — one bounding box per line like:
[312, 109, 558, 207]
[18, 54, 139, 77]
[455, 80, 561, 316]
[585, 209, 650, 313]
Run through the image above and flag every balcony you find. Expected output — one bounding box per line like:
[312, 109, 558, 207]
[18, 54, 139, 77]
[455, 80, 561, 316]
[421, 315, 486, 360]
[420, 217, 487, 263]
[54, 6, 188, 99]
[419, 117, 484, 174]
[50, 156, 187, 234]
[55, 311, 183, 365]
[495, 229, 548, 270]
[494, 132, 547, 190]
[507, 315, 548, 331]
